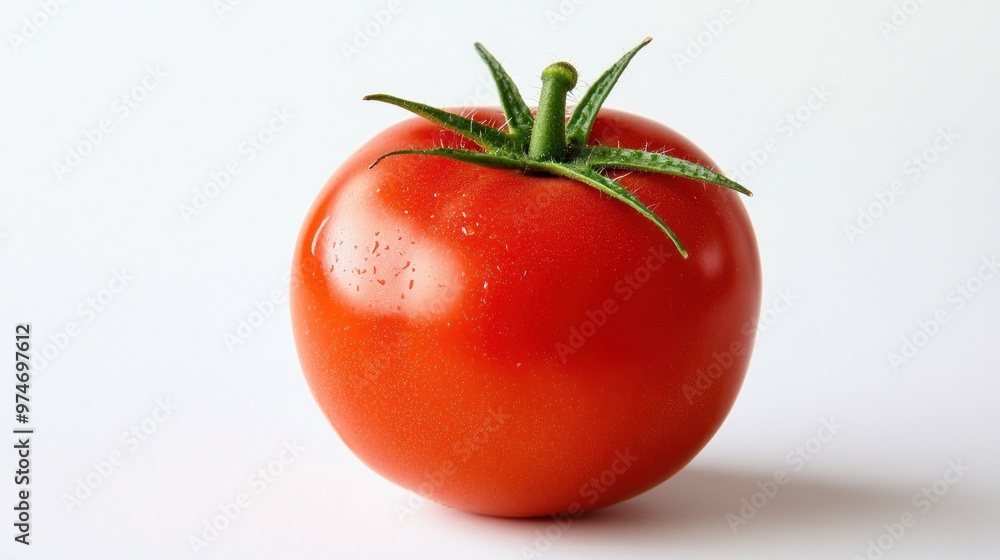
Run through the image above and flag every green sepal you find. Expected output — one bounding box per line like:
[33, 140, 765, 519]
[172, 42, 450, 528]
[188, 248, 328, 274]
[370, 148, 527, 171]
[583, 146, 752, 196]
[473, 43, 533, 143]
[363, 94, 518, 154]
[565, 38, 652, 154]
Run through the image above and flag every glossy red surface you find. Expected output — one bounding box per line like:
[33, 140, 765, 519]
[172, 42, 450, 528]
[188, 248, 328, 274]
[291, 108, 761, 517]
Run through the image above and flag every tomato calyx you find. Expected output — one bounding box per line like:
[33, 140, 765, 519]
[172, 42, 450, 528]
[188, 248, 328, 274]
[363, 38, 752, 258]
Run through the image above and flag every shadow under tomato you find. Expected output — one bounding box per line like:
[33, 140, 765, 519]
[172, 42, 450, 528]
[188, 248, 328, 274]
[432, 466, 995, 556]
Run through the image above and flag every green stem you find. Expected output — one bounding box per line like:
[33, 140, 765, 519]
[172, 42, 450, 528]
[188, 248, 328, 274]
[527, 62, 577, 161]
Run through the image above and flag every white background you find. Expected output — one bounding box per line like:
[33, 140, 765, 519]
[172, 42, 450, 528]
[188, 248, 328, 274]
[2, 0, 999, 558]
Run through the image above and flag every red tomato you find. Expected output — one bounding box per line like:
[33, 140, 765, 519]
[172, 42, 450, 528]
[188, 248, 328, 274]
[291, 107, 760, 517]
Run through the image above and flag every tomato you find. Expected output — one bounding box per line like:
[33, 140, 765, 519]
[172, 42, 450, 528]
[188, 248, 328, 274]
[291, 40, 760, 518]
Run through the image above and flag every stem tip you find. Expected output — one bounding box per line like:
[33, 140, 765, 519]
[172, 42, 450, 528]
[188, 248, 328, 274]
[541, 61, 578, 91]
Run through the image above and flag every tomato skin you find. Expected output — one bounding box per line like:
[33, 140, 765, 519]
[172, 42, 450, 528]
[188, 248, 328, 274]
[291, 107, 761, 517]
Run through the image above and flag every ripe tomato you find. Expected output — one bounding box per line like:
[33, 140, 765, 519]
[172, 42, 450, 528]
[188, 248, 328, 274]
[292, 39, 760, 517]
[290, 104, 761, 517]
